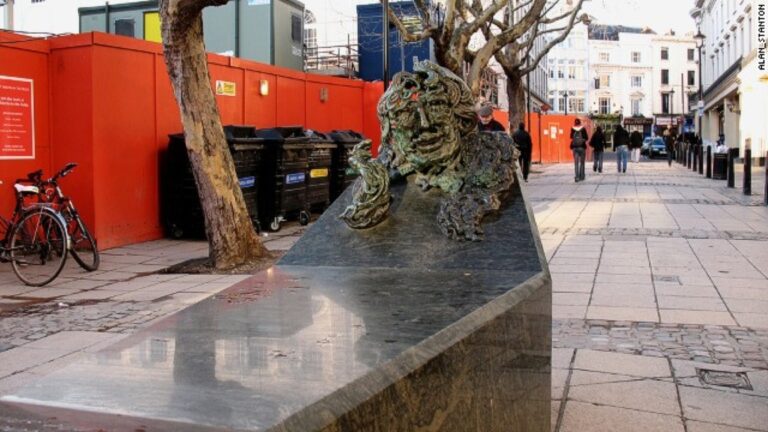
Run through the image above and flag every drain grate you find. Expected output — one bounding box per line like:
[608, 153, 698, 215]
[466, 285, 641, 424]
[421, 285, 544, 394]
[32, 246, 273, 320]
[697, 368, 753, 390]
[653, 275, 681, 284]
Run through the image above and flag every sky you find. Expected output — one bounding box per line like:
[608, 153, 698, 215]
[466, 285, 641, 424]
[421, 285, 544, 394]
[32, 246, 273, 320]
[301, 0, 700, 47]
[581, 0, 697, 36]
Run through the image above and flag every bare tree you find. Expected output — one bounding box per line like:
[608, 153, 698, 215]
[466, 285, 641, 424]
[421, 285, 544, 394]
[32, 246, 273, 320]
[383, 0, 587, 127]
[159, 0, 268, 269]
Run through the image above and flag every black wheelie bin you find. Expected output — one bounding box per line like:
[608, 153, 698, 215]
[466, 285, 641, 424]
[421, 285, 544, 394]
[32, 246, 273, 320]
[305, 130, 336, 213]
[328, 130, 365, 201]
[161, 128, 264, 238]
[255, 126, 313, 232]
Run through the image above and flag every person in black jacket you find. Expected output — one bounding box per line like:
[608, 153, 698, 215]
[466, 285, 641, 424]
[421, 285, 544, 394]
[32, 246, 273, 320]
[629, 129, 643, 162]
[512, 122, 532, 182]
[613, 125, 630, 173]
[570, 118, 589, 182]
[589, 126, 606, 173]
[476, 103, 506, 132]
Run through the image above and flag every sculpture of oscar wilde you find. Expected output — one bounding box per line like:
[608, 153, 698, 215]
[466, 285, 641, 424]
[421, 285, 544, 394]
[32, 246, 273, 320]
[340, 61, 519, 241]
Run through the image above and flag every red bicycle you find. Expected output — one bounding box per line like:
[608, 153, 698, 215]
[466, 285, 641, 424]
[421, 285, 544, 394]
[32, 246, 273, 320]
[0, 176, 69, 286]
[33, 163, 100, 272]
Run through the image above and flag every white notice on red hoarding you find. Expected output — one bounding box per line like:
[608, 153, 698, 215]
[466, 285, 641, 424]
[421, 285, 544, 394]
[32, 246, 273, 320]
[0, 76, 35, 160]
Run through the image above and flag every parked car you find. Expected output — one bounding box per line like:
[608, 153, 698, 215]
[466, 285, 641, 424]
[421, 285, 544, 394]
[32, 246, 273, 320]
[640, 137, 653, 156]
[648, 138, 668, 158]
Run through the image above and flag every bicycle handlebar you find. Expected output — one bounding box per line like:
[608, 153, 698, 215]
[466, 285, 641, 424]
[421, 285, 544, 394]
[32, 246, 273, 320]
[50, 163, 77, 182]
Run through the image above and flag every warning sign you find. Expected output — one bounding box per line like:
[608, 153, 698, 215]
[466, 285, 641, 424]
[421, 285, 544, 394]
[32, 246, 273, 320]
[0, 76, 34, 160]
[215, 80, 236, 97]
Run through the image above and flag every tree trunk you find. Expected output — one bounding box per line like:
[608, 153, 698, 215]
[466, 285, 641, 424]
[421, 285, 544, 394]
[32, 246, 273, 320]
[506, 71, 526, 131]
[160, 0, 267, 269]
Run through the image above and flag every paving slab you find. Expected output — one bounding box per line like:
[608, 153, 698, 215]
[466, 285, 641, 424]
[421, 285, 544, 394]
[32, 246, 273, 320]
[559, 401, 685, 432]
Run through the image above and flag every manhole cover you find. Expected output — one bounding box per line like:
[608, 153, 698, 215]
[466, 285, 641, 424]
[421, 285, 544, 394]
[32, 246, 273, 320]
[697, 368, 752, 390]
[654, 275, 681, 284]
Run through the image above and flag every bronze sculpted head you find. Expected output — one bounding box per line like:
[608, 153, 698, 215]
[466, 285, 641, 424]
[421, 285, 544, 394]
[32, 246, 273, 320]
[377, 62, 477, 188]
[340, 61, 518, 241]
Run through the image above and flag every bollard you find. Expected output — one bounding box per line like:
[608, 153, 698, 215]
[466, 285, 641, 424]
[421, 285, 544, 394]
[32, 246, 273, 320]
[727, 148, 737, 188]
[698, 145, 704, 175]
[690, 144, 695, 168]
[743, 148, 751, 195]
[706, 146, 712, 178]
[693, 145, 698, 171]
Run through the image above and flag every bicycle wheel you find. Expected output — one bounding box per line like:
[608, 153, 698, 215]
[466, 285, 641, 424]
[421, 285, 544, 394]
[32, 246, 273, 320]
[10, 210, 68, 286]
[64, 209, 99, 271]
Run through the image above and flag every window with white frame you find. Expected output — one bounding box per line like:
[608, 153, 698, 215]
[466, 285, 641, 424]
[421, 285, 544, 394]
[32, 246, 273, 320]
[631, 98, 642, 116]
[568, 66, 577, 79]
[661, 47, 669, 60]
[599, 97, 611, 114]
[558, 67, 564, 78]
[599, 52, 610, 62]
[688, 48, 695, 61]
[569, 98, 585, 113]
[631, 75, 642, 87]
[631, 51, 641, 63]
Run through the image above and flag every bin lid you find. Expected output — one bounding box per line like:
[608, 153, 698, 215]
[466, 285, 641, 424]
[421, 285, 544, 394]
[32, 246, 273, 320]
[329, 130, 365, 144]
[223, 125, 257, 141]
[253, 126, 310, 144]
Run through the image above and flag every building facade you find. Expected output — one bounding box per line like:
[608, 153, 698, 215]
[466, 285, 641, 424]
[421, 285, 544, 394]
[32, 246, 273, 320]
[584, 29, 656, 139]
[547, 21, 590, 115]
[650, 32, 699, 136]
[692, 0, 764, 162]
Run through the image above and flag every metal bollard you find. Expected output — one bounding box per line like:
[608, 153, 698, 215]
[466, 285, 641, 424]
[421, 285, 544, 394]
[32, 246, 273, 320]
[706, 146, 712, 178]
[698, 145, 704, 175]
[693, 145, 698, 171]
[689, 145, 693, 169]
[727, 148, 737, 188]
[743, 148, 751, 195]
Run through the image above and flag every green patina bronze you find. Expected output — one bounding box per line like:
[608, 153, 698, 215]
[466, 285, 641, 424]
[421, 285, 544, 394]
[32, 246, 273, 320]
[340, 61, 519, 240]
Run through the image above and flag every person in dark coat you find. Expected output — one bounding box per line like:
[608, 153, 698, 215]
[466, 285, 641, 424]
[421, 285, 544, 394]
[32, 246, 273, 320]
[629, 129, 643, 162]
[589, 126, 606, 173]
[664, 127, 675, 167]
[613, 125, 630, 173]
[512, 122, 532, 182]
[476, 103, 506, 132]
[570, 118, 588, 182]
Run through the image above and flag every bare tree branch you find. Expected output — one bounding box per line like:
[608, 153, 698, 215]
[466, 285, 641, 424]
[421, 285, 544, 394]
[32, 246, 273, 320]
[379, 0, 435, 42]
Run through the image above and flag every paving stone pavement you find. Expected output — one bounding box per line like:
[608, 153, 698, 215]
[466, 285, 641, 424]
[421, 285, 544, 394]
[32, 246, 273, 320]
[536, 158, 768, 432]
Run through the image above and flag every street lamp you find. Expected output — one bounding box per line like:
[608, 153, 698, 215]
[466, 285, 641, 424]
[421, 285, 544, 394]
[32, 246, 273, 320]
[694, 27, 705, 140]
[563, 91, 569, 115]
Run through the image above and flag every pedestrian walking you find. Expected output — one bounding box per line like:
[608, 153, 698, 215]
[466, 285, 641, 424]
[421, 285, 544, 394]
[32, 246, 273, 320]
[570, 118, 588, 182]
[629, 129, 643, 163]
[664, 127, 675, 167]
[589, 126, 606, 173]
[613, 124, 630, 173]
[476, 103, 506, 132]
[512, 122, 532, 182]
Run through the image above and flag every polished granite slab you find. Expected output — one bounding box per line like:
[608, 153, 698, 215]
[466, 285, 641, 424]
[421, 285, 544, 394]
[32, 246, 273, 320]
[1, 175, 551, 431]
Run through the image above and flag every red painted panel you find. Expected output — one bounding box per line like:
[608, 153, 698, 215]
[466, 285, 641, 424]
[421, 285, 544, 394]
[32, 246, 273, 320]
[0, 40, 53, 218]
[155, 54, 182, 149]
[306, 82, 361, 132]
[362, 82, 384, 157]
[90, 45, 158, 249]
[244, 71, 277, 128]
[209, 64, 244, 126]
[276, 76, 305, 126]
[49, 47, 96, 236]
